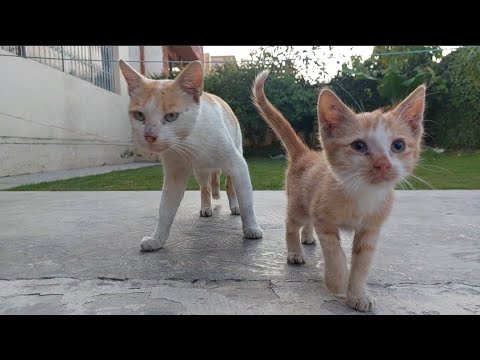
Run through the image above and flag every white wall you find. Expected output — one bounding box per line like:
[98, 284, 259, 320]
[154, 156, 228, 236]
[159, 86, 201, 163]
[144, 46, 164, 77]
[128, 46, 141, 73]
[0, 47, 135, 177]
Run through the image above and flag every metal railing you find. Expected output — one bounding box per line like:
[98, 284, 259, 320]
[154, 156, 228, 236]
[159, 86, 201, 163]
[1, 46, 116, 92]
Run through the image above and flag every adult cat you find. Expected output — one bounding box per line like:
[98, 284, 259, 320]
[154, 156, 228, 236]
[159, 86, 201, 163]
[119, 60, 262, 251]
[253, 70, 425, 311]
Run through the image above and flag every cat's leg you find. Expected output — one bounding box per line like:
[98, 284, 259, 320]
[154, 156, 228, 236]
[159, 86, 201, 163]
[210, 170, 221, 200]
[225, 175, 240, 215]
[347, 227, 380, 312]
[314, 223, 348, 295]
[227, 156, 263, 239]
[195, 170, 213, 217]
[301, 220, 316, 245]
[140, 162, 189, 251]
[286, 214, 305, 264]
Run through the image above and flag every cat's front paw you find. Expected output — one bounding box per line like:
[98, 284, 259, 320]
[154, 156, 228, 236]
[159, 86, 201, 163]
[347, 292, 376, 312]
[199, 207, 213, 217]
[243, 226, 263, 239]
[140, 236, 164, 252]
[230, 205, 240, 215]
[287, 252, 306, 265]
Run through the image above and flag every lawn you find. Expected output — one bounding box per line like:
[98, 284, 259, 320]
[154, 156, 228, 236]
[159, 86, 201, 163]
[7, 150, 480, 191]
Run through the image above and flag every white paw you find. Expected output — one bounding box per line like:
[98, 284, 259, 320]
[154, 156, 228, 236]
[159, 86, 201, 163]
[347, 293, 376, 312]
[199, 207, 213, 217]
[243, 226, 263, 239]
[287, 252, 306, 265]
[301, 234, 316, 245]
[230, 205, 240, 215]
[140, 236, 164, 252]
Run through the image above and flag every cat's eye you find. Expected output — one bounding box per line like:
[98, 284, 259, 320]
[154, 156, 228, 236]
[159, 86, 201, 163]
[133, 111, 145, 122]
[391, 139, 406, 153]
[351, 140, 368, 153]
[164, 113, 179, 122]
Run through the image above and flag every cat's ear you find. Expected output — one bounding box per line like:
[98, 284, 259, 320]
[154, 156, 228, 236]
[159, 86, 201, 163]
[174, 61, 204, 102]
[317, 88, 355, 136]
[119, 60, 145, 96]
[392, 84, 426, 136]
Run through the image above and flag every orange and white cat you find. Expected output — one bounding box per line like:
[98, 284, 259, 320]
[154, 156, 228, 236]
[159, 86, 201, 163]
[119, 60, 263, 251]
[253, 70, 425, 312]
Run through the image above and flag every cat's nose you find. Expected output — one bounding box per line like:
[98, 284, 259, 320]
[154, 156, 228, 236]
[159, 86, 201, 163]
[373, 157, 392, 173]
[144, 135, 157, 143]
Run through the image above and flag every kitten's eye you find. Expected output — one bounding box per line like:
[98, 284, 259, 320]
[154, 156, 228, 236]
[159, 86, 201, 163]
[164, 113, 179, 122]
[133, 111, 145, 122]
[391, 139, 406, 153]
[351, 140, 368, 153]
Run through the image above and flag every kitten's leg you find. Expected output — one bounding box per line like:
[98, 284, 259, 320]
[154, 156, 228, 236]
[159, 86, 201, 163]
[301, 220, 316, 245]
[140, 163, 189, 251]
[227, 156, 263, 239]
[314, 223, 348, 295]
[225, 175, 240, 215]
[210, 170, 221, 200]
[347, 227, 380, 312]
[194, 170, 213, 217]
[286, 215, 305, 264]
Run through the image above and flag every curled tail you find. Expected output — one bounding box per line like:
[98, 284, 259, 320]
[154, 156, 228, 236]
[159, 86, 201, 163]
[252, 70, 308, 158]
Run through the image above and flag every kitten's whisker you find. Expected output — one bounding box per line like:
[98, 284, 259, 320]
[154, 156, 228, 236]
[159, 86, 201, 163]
[416, 163, 454, 175]
[330, 79, 365, 113]
[408, 174, 435, 189]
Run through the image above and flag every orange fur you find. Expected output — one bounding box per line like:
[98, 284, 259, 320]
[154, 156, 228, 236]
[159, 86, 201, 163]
[252, 70, 425, 312]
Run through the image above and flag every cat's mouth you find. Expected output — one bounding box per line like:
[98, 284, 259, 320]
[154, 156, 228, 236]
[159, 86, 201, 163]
[369, 171, 398, 185]
[140, 140, 170, 153]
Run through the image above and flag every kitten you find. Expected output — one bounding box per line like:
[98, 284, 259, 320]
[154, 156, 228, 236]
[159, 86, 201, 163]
[252, 70, 425, 312]
[119, 60, 263, 251]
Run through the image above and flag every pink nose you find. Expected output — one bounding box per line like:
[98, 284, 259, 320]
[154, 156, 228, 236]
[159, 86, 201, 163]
[144, 135, 157, 143]
[373, 157, 392, 173]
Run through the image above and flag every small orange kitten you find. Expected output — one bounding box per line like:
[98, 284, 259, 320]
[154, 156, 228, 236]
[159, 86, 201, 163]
[253, 70, 425, 312]
[119, 60, 263, 251]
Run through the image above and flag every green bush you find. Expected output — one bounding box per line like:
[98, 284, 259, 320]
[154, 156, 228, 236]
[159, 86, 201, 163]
[428, 47, 480, 149]
[204, 63, 319, 155]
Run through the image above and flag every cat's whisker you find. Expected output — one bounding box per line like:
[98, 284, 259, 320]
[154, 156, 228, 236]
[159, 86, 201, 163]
[169, 145, 189, 163]
[175, 141, 206, 156]
[416, 163, 454, 175]
[408, 174, 434, 189]
[330, 79, 365, 113]
[173, 142, 202, 159]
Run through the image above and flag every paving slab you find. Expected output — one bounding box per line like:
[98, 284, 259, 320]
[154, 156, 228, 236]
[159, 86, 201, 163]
[0, 191, 478, 314]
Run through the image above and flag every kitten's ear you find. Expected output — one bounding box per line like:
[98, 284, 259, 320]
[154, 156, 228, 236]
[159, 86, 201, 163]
[174, 61, 204, 102]
[392, 84, 426, 135]
[317, 89, 355, 136]
[119, 60, 145, 96]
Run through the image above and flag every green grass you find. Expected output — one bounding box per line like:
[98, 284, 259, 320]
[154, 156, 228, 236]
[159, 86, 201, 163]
[6, 151, 480, 191]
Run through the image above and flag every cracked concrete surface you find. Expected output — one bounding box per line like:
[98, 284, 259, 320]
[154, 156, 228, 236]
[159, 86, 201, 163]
[0, 191, 479, 314]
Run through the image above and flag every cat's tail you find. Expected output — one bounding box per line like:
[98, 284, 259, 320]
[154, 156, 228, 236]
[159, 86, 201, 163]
[252, 70, 308, 158]
[210, 170, 221, 200]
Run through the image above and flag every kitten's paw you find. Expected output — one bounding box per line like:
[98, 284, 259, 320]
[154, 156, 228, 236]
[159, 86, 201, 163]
[199, 207, 213, 217]
[287, 252, 306, 265]
[243, 226, 263, 239]
[230, 205, 240, 215]
[140, 236, 164, 252]
[301, 234, 316, 245]
[347, 293, 376, 312]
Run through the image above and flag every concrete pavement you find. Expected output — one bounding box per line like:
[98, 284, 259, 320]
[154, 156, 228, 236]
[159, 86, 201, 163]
[0, 191, 478, 314]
